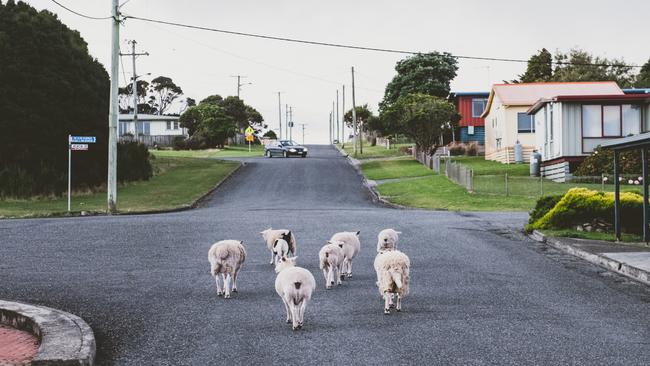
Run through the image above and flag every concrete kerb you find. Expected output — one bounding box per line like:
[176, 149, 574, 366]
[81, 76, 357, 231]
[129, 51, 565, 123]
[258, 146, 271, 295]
[0, 300, 95, 365]
[333, 144, 407, 209]
[530, 230, 650, 286]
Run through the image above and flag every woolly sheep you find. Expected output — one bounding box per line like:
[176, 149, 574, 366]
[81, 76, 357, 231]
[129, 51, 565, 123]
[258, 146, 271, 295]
[374, 250, 410, 314]
[274, 256, 316, 330]
[273, 238, 290, 265]
[261, 228, 297, 265]
[330, 231, 361, 278]
[208, 240, 247, 299]
[377, 229, 401, 253]
[318, 243, 344, 289]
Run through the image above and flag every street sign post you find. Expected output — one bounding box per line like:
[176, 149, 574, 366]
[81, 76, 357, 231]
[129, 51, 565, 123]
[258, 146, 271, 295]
[245, 127, 254, 152]
[68, 135, 96, 212]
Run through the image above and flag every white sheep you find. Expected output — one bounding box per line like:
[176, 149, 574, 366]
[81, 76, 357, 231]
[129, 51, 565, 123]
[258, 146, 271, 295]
[261, 228, 297, 265]
[208, 240, 247, 299]
[330, 231, 360, 278]
[377, 228, 401, 253]
[274, 256, 316, 330]
[272, 238, 289, 265]
[318, 243, 344, 289]
[374, 250, 410, 314]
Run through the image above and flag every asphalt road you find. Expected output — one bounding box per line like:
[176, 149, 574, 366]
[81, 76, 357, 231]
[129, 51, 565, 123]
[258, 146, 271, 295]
[2, 145, 650, 365]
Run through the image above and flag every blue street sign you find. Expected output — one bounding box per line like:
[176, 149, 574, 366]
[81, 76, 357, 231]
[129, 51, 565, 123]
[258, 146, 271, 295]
[70, 136, 96, 143]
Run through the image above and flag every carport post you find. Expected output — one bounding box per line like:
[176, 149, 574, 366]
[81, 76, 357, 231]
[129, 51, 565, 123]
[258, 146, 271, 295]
[614, 150, 621, 241]
[642, 148, 649, 243]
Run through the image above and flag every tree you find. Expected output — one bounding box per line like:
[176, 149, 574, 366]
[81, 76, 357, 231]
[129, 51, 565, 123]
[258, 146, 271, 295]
[380, 52, 458, 111]
[179, 106, 202, 136]
[148, 76, 183, 115]
[118, 80, 150, 113]
[635, 58, 650, 88]
[192, 103, 237, 148]
[551, 48, 635, 87]
[0, 0, 112, 196]
[343, 104, 374, 130]
[382, 94, 459, 155]
[519, 48, 553, 83]
[263, 130, 278, 139]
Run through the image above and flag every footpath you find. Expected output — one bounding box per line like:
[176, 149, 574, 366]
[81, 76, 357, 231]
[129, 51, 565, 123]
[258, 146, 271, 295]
[531, 231, 650, 285]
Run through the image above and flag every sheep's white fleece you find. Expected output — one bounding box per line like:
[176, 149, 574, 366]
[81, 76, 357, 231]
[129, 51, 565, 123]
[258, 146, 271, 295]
[376, 229, 401, 253]
[208, 240, 247, 298]
[374, 250, 410, 297]
[330, 231, 360, 276]
[318, 243, 344, 288]
[275, 258, 316, 330]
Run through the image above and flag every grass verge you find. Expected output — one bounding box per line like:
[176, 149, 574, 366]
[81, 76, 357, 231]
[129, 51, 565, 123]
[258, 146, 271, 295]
[361, 159, 433, 180]
[540, 229, 644, 244]
[338, 143, 412, 159]
[151, 144, 265, 159]
[0, 156, 240, 218]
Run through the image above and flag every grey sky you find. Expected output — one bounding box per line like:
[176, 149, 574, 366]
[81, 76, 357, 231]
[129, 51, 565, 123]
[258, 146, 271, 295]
[28, 0, 650, 143]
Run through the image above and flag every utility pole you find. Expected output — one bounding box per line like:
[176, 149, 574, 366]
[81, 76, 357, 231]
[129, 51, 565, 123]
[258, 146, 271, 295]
[342, 85, 345, 143]
[285, 104, 289, 141]
[231, 75, 250, 98]
[332, 101, 335, 144]
[336, 90, 339, 143]
[300, 123, 307, 145]
[120, 40, 148, 136]
[289, 106, 293, 141]
[329, 112, 332, 144]
[351, 67, 358, 156]
[277, 92, 282, 139]
[107, 0, 120, 213]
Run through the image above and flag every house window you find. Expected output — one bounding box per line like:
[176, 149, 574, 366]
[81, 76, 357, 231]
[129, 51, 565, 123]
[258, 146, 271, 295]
[582, 105, 601, 137]
[136, 122, 150, 136]
[549, 104, 554, 141]
[173, 121, 179, 130]
[603, 105, 621, 137]
[517, 113, 534, 133]
[622, 104, 641, 136]
[119, 122, 128, 136]
[166, 121, 172, 130]
[472, 98, 487, 117]
[468, 125, 475, 135]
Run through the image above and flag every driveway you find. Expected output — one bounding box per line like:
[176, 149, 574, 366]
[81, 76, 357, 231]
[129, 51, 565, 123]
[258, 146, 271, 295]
[1, 145, 649, 365]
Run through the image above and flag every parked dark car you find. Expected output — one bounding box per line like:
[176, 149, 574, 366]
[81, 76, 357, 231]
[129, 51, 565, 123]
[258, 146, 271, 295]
[265, 140, 308, 158]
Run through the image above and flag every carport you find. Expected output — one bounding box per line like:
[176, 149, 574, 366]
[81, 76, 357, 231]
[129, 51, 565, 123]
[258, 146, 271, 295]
[601, 133, 650, 243]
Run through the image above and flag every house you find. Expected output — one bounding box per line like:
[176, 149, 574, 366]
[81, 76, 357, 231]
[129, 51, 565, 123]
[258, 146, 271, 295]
[481, 81, 624, 163]
[448, 92, 489, 145]
[118, 114, 188, 147]
[529, 93, 650, 181]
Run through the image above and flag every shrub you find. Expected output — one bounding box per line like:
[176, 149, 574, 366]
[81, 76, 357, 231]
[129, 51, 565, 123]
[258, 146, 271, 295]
[370, 137, 377, 146]
[466, 142, 478, 156]
[575, 146, 644, 176]
[398, 146, 412, 155]
[172, 136, 187, 150]
[528, 194, 564, 225]
[117, 142, 153, 182]
[449, 144, 465, 156]
[528, 188, 643, 234]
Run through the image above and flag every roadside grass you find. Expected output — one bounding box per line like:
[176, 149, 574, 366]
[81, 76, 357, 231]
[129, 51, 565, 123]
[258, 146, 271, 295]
[376, 174, 535, 211]
[151, 144, 265, 159]
[0, 156, 240, 218]
[540, 229, 644, 244]
[361, 159, 433, 180]
[339, 143, 412, 159]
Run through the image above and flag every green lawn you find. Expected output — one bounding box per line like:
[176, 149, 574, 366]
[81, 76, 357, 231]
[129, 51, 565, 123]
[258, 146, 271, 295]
[541, 229, 644, 244]
[377, 175, 535, 211]
[0, 157, 240, 218]
[361, 159, 433, 180]
[339, 143, 412, 159]
[151, 144, 265, 159]
[449, 156, 530, 176]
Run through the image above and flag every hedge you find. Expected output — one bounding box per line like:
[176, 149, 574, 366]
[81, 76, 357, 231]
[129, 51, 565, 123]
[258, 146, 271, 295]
[527, 188, 643, 234]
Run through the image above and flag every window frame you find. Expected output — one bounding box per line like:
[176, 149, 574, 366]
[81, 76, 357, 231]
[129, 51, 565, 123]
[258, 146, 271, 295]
[517, 112, 535, 133]
[471, 98, 487, 118]
[581, 103, 643, 154]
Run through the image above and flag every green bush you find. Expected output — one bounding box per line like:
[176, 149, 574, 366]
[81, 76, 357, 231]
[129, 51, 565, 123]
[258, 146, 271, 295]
[528, 194, 564, 225]
[117, 142, 153, 183]
[575, 146, 644, 176]
[449, 145, 465, 156]
[528, 188, 643, 234]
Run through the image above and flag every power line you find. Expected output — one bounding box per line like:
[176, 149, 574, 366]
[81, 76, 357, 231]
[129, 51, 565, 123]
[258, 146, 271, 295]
[49, 0, 113, 20]
[123, 14, 643, 69]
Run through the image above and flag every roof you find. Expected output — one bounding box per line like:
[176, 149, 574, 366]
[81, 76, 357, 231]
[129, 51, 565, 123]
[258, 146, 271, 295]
[118, 114, 179, 122]
[623, 88, 650, 94]
[527, 94, 650, 114]
[601, 132, 650, 151]
[481, 81, 623, 118]
[448, 92, 489, 98]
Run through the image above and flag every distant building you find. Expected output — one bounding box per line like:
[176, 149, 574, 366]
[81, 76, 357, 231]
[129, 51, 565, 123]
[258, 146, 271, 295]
[529, 93, 650, 181]
[482, 81, 623, 163]
[118, 114, 187, 147]
[449, 92, 489, 145]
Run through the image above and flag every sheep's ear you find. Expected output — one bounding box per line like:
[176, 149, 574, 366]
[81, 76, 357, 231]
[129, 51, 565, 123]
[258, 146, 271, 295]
[356, 230, 360, 236]
[240, 240, 244, 244]
[326, 240, 332, 244]
[289, 256, 298, 263]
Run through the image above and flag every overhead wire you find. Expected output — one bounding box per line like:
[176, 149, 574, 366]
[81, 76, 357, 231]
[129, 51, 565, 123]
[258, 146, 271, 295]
[49, 0, 113, 20]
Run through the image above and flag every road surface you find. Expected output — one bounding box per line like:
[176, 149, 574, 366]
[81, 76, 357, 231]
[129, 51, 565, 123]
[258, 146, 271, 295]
[1, 145, 650, 365]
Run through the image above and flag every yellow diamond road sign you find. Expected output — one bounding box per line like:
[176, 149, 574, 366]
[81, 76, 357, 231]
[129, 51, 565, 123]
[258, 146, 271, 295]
[245, 127, 254, 136]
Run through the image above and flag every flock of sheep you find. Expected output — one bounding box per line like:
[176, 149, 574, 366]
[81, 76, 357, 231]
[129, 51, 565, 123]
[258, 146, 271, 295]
[207, 228, 411, 330]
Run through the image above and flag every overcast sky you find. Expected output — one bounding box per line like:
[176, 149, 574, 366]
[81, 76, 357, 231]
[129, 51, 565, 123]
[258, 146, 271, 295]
[27, 0, 650, 144]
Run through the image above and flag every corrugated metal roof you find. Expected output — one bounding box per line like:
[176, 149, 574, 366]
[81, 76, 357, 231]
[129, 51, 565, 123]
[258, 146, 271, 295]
[493, 81, 623, 105]
[601, 132, 650, 151]
[118, 114, 179, 121]
[527, 94, 650, 114]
